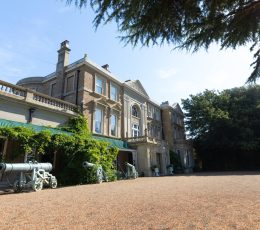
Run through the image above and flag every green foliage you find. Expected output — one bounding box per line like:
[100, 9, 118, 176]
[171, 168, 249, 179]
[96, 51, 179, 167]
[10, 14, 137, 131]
[62, 115, 90, 136]
[182, 90, 230, 138]
[66, 0, 260, 82]
[182, 85, 260, 170]
[0, 116, 119, 185]
[0, 127, 43, 155]
[169, 150, 182, 168]
[55, 135, 118, 185]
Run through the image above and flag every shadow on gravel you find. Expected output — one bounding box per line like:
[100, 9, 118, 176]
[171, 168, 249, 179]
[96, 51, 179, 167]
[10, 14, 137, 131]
[0, 187, 33, 195]
[175, 171, 260, 177]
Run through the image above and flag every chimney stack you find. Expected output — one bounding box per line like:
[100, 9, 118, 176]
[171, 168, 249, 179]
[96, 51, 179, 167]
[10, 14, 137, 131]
[56, 40, 71, 72]
[55, 40, 71, 99]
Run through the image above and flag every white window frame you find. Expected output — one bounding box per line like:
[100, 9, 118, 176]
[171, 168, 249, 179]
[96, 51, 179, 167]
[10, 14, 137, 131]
[95, 75, 106, 95]
[110, 83, 118, 101]
[110, 113, 117, 136]
[94, 107, 103, 134]
[132, 124, 140, 137]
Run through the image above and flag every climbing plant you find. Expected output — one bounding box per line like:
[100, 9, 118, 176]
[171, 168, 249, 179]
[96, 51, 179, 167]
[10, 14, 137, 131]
[0, 116, 119, 185]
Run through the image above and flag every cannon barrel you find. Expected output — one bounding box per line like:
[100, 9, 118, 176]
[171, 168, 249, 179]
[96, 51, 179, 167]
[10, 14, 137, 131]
[82, 161, 95, 168]
[0, 162, 53, 173]
[126, 162, 134, 167]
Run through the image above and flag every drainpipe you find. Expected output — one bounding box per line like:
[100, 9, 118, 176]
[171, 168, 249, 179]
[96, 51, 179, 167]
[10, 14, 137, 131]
[28, 108, 36, 123]
[75, 69, 80, 106]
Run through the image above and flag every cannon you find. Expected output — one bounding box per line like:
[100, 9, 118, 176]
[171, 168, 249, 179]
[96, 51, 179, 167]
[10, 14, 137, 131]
[0, 162, 57, 192]
[82, 161, 108, 184]
[125, 162, 138, 179]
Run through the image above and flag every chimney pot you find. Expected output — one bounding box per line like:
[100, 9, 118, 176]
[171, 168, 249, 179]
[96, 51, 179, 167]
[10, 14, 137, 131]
[102, 64, 109, 71]
[61, 40, 70, 49]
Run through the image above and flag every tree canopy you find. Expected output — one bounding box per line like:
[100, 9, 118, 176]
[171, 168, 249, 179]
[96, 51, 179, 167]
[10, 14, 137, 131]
[66, 0, 259, 82]
[182, 85, 260, 170]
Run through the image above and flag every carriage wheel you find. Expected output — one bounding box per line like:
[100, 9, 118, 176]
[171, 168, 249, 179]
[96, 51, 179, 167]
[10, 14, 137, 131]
[50, 177, 57, 189]
[13, 180, 23, 193]
[32, 179, 43, 191]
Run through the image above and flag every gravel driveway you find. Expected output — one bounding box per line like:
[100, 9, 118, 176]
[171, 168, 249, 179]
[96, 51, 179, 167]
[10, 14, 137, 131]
[1, 172, 260, 229]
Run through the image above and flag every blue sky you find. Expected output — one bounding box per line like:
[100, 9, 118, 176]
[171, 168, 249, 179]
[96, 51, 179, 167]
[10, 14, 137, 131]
[0, 0, 257, 104]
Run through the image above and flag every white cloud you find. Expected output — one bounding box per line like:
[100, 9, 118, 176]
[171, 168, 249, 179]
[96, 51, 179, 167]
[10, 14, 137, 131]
[157, 67, 177, 79]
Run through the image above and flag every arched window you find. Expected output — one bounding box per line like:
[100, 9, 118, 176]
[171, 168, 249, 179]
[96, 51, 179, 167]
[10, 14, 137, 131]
[131, 106, 139, 117]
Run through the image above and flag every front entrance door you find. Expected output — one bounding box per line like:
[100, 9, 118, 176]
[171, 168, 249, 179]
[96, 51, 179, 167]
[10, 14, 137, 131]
[117, 151, 133, 175]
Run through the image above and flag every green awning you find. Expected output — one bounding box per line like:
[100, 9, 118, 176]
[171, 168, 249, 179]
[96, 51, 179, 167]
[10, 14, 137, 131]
[0, 118, 71, 135]
[0, 119, 129, 148]
[92, 134, 129, 149]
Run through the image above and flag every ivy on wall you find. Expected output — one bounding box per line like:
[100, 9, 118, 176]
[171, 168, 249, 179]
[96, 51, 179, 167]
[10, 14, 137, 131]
[0, 116, 119, 185]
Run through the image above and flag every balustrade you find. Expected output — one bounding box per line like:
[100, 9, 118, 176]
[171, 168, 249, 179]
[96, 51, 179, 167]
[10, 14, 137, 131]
[0, 80, 27, 97]
[0, 80, 77, 113]
[125, 135, 164, 145]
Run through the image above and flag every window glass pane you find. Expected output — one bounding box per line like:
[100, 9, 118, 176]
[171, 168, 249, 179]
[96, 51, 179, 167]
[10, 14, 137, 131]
[110, 114, 117, 136]
[110, 85, 117, 101]
[132, 106, 138, 117]
[95, 77, 103, 94]
[132, 124, 140, 137]
[95, 108, 102, 133]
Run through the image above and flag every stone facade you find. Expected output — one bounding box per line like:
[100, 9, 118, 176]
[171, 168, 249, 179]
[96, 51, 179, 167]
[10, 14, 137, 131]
[123, 80, 169, 176]
[161, 102, 194, 172]
[0, 80, 77, 127]
[0, 79, 78, 165]
[15, 40, 193, 176]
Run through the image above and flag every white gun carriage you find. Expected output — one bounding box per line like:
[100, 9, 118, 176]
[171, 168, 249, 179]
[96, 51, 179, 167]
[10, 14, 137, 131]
[0, 162, 57, 192]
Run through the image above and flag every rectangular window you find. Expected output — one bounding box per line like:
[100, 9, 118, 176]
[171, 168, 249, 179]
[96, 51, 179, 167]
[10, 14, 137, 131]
[155, 109, 160, 121]
[132, 124, 140, 137]
[173, 114, 177, 123]
[95, 108, 103, 134]
[110, 114, 117, 136]
[66, 75, 74, 93]
[174, 127, 177, 139]
[110, 84, 118, 101]
[50, 83, 57, 97]
[148, 105, 153, 118]
[95, 77, 103, 95]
